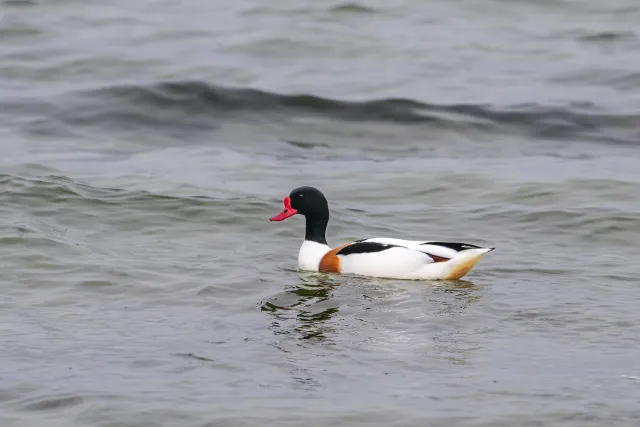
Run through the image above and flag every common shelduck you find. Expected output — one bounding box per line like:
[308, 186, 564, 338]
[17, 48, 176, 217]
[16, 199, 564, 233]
[270, 186, 494, 280]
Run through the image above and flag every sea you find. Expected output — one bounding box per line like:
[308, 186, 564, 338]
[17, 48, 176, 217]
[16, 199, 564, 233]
[1, 1, 640, 426]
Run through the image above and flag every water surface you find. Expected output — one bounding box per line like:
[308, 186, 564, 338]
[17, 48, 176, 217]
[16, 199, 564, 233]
[1, 1, 640, 426]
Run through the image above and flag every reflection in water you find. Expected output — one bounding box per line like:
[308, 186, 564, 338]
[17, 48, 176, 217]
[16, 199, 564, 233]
[432, 280, 481, 316]
[351, 278, 485, 366]
[427, 280, 484, 365]
[262, 272, 341, 340]
[261, 273, 487, 389]
[262, 273, 483, 345]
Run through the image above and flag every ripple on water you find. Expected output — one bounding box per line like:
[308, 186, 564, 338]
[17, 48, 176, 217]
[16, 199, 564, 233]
[2, 0, 640, 425]
[20, 394, 85, 412]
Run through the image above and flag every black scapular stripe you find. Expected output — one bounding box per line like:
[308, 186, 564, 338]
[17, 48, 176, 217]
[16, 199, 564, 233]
[421, 241, 482, 252]
[337, 241, 399, 256]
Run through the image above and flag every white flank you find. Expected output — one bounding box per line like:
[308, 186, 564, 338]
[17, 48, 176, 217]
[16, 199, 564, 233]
[340, 246, 431, 278]
[339, 244, 493, 280]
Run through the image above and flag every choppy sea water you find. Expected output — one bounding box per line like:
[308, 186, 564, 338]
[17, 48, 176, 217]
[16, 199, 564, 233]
[1, 1, 640, 426]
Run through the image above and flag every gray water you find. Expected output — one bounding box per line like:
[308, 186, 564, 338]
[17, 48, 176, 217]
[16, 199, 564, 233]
[2, 1, 640, 426]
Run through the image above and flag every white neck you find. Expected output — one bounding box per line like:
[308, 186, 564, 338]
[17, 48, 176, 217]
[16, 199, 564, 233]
[298, 240, 330, 272]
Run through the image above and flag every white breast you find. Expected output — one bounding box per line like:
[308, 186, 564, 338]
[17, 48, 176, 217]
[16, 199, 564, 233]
[298, 240, 330, 271]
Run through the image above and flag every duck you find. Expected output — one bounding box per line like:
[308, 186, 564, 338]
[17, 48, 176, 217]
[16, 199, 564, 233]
[270, 186, 494, 281]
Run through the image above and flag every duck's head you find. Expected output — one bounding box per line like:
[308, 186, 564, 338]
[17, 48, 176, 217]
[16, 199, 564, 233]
[270, 186, 329, 222]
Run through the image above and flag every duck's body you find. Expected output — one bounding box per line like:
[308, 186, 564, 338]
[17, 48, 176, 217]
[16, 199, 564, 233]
[271, 187, 493, 281]
[297, 238, 492, 280]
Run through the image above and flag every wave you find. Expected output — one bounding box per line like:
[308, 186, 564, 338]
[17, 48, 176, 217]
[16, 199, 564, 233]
[328, 3, 378, 14]
[2, 80, 639, 145]
[0, 174, 219, 206]
[0, 173, 276, 212]
[578, 30, 636, 43]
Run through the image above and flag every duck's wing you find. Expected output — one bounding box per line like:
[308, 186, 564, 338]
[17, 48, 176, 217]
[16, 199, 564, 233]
[416, 241, 485, 259]
[334, 238, 449, 264]
[346, 238, 484, 261]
